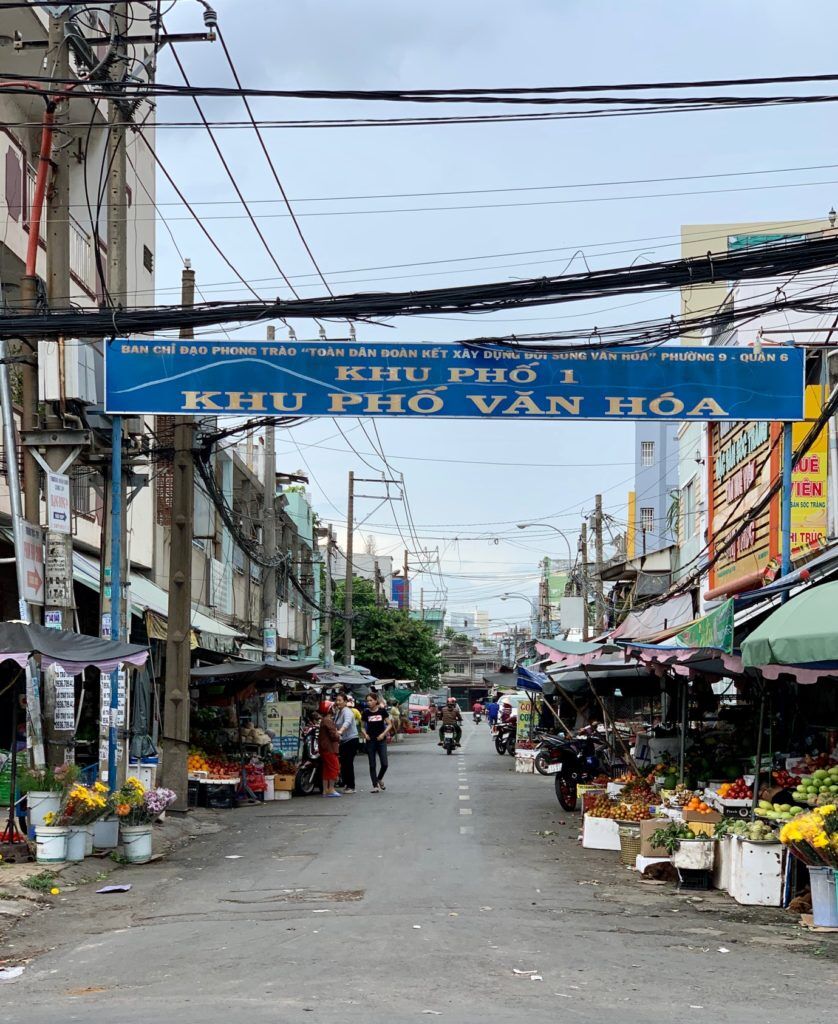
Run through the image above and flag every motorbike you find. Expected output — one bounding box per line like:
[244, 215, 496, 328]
[539, 734, 611, 811]
[494, 721, 516, 756]
[473, 711, 483, 724]
[440, 724, 458, 755]
[295, 722, 322, 795]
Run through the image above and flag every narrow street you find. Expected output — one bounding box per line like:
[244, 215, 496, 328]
[5, 725, 837, 1024]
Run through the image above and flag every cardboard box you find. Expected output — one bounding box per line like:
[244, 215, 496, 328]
[684, 808, 723, 824]
[274, 774, 295, 792]
[640, 818, 671, 858]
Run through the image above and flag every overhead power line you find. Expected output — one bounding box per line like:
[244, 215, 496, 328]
[5, 233, 838, 336]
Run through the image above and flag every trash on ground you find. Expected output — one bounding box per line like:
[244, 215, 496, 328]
[0, 966, 25, 982]
[717, 947, 730, 953]
[513, 969, 538, 976]
[96, 885, 132, 894]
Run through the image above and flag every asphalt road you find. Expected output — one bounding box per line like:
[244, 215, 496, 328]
[5, 723, 838, 1023]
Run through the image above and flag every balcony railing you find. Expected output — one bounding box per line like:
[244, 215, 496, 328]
[69, 216, 94, 293]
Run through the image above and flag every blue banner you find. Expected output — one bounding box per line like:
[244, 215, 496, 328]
[104, 340, 805, 421]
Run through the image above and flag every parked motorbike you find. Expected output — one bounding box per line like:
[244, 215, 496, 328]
[541, 735, 610, 811]
[295, 722, 322, 795]
[494, 721, 516, 756]
[440, 724, 458, 755]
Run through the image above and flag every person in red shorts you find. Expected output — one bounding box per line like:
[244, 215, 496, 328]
[316, 705, 342, 798]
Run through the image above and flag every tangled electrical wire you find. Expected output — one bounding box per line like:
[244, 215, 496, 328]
[4, 234, 838, 339]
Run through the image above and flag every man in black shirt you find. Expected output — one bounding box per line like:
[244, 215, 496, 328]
[361, 692, 393, 793]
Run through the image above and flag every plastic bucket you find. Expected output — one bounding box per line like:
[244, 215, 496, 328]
[121, 824, 153, 864]
[120, 823, 153, 864]
[35, 825, 69, 864]
[84, 826, 94, 856]
[66, 825, 88, 863]
[264, 775, 276, 801]
[93, 818, 119, 849]
[27, 791, 61, 831]
[809, 866, 838, 928]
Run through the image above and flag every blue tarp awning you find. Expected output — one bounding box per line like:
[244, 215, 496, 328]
[517, 665, 547, 693]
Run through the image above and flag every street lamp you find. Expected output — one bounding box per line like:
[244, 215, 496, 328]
[516, 522, 574, 567]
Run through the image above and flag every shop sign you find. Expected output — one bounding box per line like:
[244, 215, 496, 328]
[21, 521, 45, 605]
[789, 385, 829, 558]
[265, 696, 301, 758]
[47, 472, 71, 534]
[105, 341, 805, 422]
[516, 698, 533, 743]
[708, 420, 777, 591]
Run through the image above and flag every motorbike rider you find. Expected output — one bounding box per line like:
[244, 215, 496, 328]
[486, 697, 500, 730]
[438, 697, 463, 747]
[472, 700, 484, 722]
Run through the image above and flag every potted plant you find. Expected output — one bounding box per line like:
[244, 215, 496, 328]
[21, 764, 80, 833]
[45, 782, 109, 862]
[112, 778, 176, 864]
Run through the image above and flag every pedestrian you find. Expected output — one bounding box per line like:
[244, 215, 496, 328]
[333, 692, 359, 794]
[361, 691, 392, 793]
[317, 705, 342, 798]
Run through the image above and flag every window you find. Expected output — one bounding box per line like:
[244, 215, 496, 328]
[143, 244, 154, 273]
[71, 467, 95, 516]
[682, 479, 697, 538]
[640, 440, 655, 467]
[640, 507, 655, 534]
[5, 147, 22, 222]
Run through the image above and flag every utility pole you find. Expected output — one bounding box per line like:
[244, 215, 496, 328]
[594, 494, 605, 633]
[160, 264, 196, 811]
[343, 471, 355, 665]
[403, 549, 409, 611]
[104, 3, 129, 790]
[539, 556, 550, 638]
[262, 325, 278, 660]
[580, 521, 590, 641]
[322, 526, 334, 668]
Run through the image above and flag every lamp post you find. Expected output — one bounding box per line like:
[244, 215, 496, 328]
[500, 592, 539, 640]
[516, 524, 575, 634]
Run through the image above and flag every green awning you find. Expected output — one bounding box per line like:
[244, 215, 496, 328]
[741, 582, 838, 668]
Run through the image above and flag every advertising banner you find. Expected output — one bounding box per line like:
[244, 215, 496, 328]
[265, 697, 302, 759]
[789, 385, 829, 558]
[105, 340, 805, 422]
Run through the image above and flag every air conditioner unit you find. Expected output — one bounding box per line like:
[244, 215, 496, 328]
[38, 339, 98, 404]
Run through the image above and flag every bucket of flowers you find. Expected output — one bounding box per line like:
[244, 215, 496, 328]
[779, 805, 838, 927]
[112, 778, 176, 864]
[44, 782, 109, 862]
[21, 763, 80, 832]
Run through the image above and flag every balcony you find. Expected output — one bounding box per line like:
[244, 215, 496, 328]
[70, 215, 95, 295]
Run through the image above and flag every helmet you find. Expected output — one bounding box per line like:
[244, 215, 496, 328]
[447, 696, 457, 704]
[318, 700, 333, 714]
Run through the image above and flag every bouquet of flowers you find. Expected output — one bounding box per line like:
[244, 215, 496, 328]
[779, 805, 838, 868]
[111, 777, 176, 825]
[44, 781, 109, 826]
[20, 762, 80, 794]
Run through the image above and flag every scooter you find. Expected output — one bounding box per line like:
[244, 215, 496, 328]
[545, 735, 611, 811]
[473, 711, 483, 725]
[440, 724, 458, 755]
[295, 722, 322, 795]
[494, 721, 516, 756]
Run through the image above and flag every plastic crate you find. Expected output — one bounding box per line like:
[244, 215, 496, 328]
[0, 751, 27, 805]
[678, 868, 712, 891]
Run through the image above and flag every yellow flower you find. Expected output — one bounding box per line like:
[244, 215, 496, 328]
[50, 887, 60, 896]
[93, 782, 108, 794]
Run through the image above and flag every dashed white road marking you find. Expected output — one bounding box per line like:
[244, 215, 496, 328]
[459, 794, 470, 801]
[459, 826, 474, 835]
[459, 785, 469, 790]
[459, 807, 472, 815]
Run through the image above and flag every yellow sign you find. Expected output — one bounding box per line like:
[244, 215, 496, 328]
[789, 385, 829, 558]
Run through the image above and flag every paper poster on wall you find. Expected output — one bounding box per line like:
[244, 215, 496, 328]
[52, 667, 76, 731]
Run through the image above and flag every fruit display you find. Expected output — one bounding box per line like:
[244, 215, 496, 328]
[795, 753, 838, 773]
[621, 779, 657, 805]
[717, 777, 751, 801]
[755, 800, 799, 824]
[587, 794, 654, 821]
[791, 766, 838, 806]
[684, 796, 714, 815]
[187, 748, 238, 779]
[772, 769, 802, 789]
[648, 821, 709, 854]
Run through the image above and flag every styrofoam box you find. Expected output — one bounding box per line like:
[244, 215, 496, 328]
[730, 838, 786, 907]
[672, 839, 716, 871]
[606, 782, 626, 798]
[582, 814, 621, 851]
[515, 755, 534, 774]
[712, 833, 733, 893]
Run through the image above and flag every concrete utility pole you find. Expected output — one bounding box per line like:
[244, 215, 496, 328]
[580, 521, 590, 642]
[160, 265, 196, 810]
[539, 556, 550, 638]
[322, 526, 334, 667]
[262, 325, 278, 660]
[343, 471, 355, 665]
[594, 494, 605, 633]
[403, 549, 409, 611]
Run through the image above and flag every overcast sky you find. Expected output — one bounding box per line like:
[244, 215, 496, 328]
[153, 0, 838, 633]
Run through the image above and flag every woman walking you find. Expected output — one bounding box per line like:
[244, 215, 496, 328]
[361, 691, 393, 793]
[333, 692, 359, 794]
